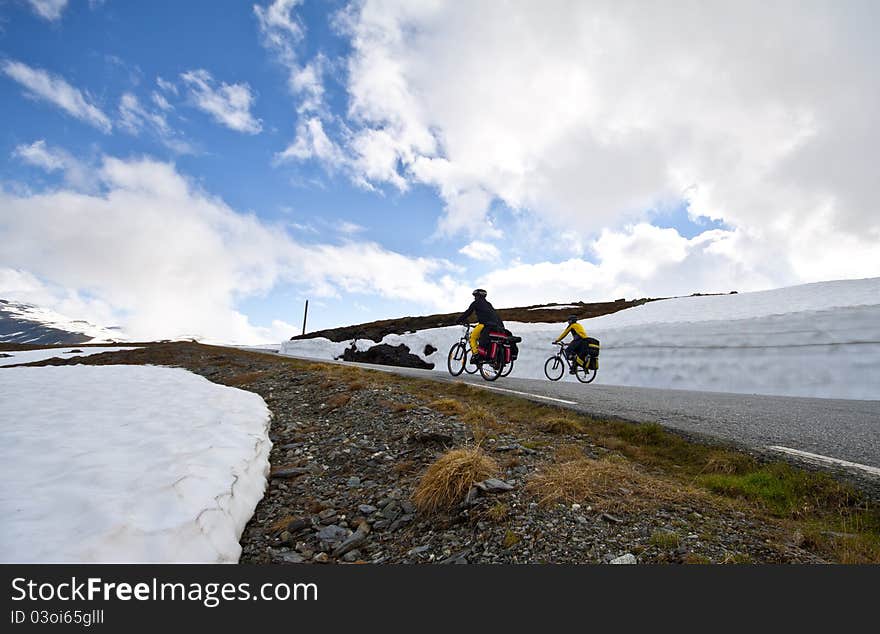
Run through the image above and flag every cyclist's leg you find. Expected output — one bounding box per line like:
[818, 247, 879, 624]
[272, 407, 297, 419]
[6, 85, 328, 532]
[470, 323, 484, 354]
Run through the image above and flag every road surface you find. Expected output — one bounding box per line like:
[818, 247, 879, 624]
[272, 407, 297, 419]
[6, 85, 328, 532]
[274, 352, 880, 479]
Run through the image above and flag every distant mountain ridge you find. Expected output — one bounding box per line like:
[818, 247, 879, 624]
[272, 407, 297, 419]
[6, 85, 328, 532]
[0, 299, 127, 345]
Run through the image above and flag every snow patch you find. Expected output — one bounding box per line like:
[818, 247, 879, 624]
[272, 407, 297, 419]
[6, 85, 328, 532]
[0, 365, 271, 562]
[0, 346, 140, 367]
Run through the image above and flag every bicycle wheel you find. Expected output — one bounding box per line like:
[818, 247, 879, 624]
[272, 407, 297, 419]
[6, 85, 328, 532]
[574, 363, 597, 383]
[544, 356, 564, 381]
[501, 359, 514, 377]
[479, 348, 505, 382]
[447, 342, 467, 376]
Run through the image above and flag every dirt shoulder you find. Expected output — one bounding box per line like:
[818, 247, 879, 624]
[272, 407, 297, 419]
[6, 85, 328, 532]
[19, 343, 879, 564]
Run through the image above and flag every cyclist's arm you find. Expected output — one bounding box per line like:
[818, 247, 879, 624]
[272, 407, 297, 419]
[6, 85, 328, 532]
[553, 324, 573, 343]
[455, 302, 475, 325]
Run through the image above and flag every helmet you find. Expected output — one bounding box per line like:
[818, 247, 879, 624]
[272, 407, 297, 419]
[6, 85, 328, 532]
[472, 288, 488, 298]
[567, 315, 578, 324]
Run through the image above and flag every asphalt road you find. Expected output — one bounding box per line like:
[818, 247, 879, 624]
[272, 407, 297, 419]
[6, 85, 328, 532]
[276, 352, 880, 477]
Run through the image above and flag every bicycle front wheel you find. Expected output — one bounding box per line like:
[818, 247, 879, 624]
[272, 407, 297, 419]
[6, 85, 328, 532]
[544, 356, 564, 381]
[447, 342, 467, 376]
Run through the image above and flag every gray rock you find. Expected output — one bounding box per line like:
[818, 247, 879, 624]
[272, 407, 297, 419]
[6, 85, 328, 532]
[464, 486, 480, 505]
[332, 524, 370, 557]
[408, 545, 430, 556]
[600, 513, 623, 524]
[381, 502, 401, 521]
[358, 504, 377, 515]
[347, 476, 361, 487]
[474, 478, 515, 492]
[316, 524, 348, 543]
[342, 550, 362, 562]
[271, 466, 312, 478]
[281, 552, 304, 563]
[318, 508, 337, 520]
[610, 553, 637, 564]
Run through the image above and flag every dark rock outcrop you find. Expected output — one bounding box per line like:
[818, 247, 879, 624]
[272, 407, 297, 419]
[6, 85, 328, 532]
[336, 343, 434, 370]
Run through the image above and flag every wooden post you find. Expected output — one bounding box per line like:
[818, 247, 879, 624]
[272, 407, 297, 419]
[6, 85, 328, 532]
[302, 299, 309, 335]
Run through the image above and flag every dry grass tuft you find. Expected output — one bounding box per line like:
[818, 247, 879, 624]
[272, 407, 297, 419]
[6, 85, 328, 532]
[428, 398, 467, 416]
[412, 447, 498, 514]
[378, 399, 416, 413]
[225, 370, 265, 386]
[538, 416, 584, 435]
[526, 457, 691, 513]
[555, 444, 587, 462]
[324, 393, 352, 410]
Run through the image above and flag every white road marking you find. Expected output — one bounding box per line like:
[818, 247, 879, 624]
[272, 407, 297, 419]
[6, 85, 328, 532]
[767, 446, 880, 477]
[463, 383, 578, 405]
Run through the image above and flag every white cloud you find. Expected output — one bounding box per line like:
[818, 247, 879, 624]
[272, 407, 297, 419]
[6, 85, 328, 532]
[322, 0, 880, 287]
[0, 152, 467, 343]
[151, 91, 172, 111]
[26, 0, 68, 21]
[476, 222, 794, 308]
[180, 69, 262, 134]
[156, 76, 178, 96]
[12, 139, 97, 191]
[254, 0, 326, 114]
[118, 93, 194, 154]
[13, 139, 66, 171]
[2, 60, 111, 132]
[459, 240, 500, 262]
[276, 116, 345, 166]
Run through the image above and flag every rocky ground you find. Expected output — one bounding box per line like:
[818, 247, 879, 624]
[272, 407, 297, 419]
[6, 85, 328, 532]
[19, 342, 837, 564]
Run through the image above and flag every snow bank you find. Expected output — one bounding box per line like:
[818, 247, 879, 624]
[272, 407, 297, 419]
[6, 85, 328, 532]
[0, 346, 139, 367]
[280, 278, 880, 400]
[0, 365, 272, 563]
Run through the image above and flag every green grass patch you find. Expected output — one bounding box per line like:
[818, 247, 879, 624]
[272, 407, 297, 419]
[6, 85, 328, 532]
[699, 462, 852, 518]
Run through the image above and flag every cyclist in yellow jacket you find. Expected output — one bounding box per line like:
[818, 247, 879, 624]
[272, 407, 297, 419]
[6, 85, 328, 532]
[553, 315, 589, 374]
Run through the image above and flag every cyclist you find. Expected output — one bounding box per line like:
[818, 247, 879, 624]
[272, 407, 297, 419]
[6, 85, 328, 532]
[456, 288, 504, 363]
[553, 315, 590, 374]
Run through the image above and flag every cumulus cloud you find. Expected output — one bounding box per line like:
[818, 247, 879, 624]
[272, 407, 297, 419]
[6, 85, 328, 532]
[459, 240, 500, 262]
[477, 223, 769, 307]
[180, 69, 262, 134]
[2, 60, 112, 132]
[313, 0, 880, 288]
[0, 152, 467, 342]
[26, 0, 68, 21]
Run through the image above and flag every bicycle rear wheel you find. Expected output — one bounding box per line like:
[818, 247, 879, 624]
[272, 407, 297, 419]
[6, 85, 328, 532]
[574, 363, 597, 383]
[479, 347, 505, 381]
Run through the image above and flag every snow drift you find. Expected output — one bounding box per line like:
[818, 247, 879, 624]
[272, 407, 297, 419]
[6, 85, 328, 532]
[0, 346, 139, 367]
[0, 365, 272, 563]
[280, 278, 880, 400]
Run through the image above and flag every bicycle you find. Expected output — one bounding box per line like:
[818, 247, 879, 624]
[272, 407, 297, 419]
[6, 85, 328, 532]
[543, 341, 597, 383]
[447, 324, 480, 376]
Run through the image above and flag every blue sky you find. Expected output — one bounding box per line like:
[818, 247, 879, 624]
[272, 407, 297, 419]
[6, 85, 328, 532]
[1, 1, 877, 342]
